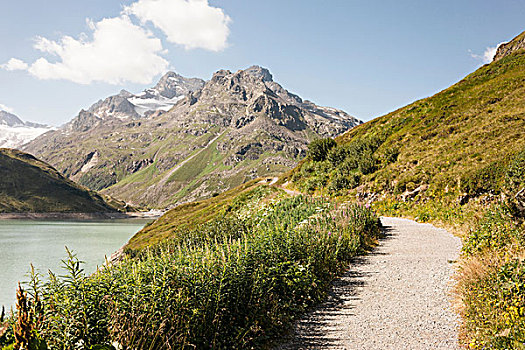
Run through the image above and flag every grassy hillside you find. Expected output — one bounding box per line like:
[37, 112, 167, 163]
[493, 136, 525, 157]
[287, 34, 525, 349]
[0, 148, 127, 213]
[124, 178, 282, 251]
[289, 49, 525, 200]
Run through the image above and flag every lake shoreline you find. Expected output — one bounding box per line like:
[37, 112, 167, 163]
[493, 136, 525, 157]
[0, 211, 163, 221]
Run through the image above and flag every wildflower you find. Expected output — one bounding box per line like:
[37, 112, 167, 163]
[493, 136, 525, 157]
[365, 203, 370, 209]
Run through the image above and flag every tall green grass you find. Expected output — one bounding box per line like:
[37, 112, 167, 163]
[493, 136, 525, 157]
[0, 196, 380, 349]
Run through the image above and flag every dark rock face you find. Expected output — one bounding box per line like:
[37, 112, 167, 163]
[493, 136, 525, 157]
[24, 66, 361, 208]
[127, 159, 154, 173]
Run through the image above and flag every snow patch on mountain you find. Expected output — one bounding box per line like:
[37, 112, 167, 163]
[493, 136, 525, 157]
[0, 110, 53, 148]
[128, 95, 185, 116]
[0, 124, 53, 148]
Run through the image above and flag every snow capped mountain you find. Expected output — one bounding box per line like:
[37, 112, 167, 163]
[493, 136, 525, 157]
[126, 72, 205, 116]
[0, 110, 53, 148]
[0, 110, 24, 127]
[85, 72, 206, 122]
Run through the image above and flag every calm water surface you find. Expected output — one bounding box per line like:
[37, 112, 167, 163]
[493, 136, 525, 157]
[0, 219, 148, 309]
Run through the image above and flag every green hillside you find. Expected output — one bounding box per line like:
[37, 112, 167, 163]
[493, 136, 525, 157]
[124, 178, 280, 252]
[0, 148, 127, 213]
[287, 32, 525, 349]
[289, 48, 525, 201]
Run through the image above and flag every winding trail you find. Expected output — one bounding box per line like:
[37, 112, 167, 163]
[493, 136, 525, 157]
[277, 217, 462, 350]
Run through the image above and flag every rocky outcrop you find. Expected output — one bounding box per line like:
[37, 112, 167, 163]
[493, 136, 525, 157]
[493, 30, 525, 61]
[87, 90, 141, 120]
[148, 72, 205, 99]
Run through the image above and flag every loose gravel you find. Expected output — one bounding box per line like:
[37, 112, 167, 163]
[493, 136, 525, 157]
[276, 217, 462, 350]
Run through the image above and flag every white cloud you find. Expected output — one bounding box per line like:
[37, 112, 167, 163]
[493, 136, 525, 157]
[1, 58, 29, 71]
[0, 103, 14, 113]
[27, 16, 169, 85]
[470, 42, 507, 64]
[126, 0, 231, 51]
[2, 0, 231, 85]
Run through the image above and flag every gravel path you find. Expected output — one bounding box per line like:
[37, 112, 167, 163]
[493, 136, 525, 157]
[277, 217, 462, 350]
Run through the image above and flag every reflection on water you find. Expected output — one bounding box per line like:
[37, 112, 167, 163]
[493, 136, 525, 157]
[0, 219, 149, 309]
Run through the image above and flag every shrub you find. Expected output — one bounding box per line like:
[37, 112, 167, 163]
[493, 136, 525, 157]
[307, 138, 336, 162]
[460, 161, 505, 197]
[328, 173, 360, 193]
[462, 205, 523, 255]
[358, 155, 377, 175]
[506, 148, 525, 192]
[505, 148, 525, 217]
[327, 146, 348, 167]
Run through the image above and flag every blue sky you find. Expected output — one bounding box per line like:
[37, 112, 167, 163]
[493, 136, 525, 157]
[0, 0, 524, 126]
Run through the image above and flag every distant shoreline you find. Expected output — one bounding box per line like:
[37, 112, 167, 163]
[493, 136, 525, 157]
[0, 211, 163, 220]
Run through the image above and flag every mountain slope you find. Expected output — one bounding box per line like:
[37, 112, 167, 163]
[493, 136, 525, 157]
[0, 148, 126, 213]
[289, 37, 525, 200]
[0, 110, 52, 148]
[24, 66, 360, 208]
[287, 30, 525, 349]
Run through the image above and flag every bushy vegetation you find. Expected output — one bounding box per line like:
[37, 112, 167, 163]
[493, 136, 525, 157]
[293, 133, 395, 195]
[307, 138, 336, 162]
[457, 204, 524, 349]
[0, 196, 380, 349]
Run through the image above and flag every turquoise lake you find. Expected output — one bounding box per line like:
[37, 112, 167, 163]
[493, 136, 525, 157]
[0, 220, 148, 309]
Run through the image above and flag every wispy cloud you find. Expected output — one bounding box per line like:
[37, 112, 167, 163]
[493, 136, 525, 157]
[1, 0, 232, 85]
[125, 0, 231, 51]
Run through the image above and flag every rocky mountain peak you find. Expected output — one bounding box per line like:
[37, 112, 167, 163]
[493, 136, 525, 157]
[0, 110, 24, 127]
[210, 69, 232, 83]
[493, 30, 525, 61]
[118, 89, 133, 98]
[0, 110, 52, 148]
[149, 71, 205, 99]
[24, 64, 362, 207]
[66, 110, 101, 133]
[243, 65, 273, 82]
